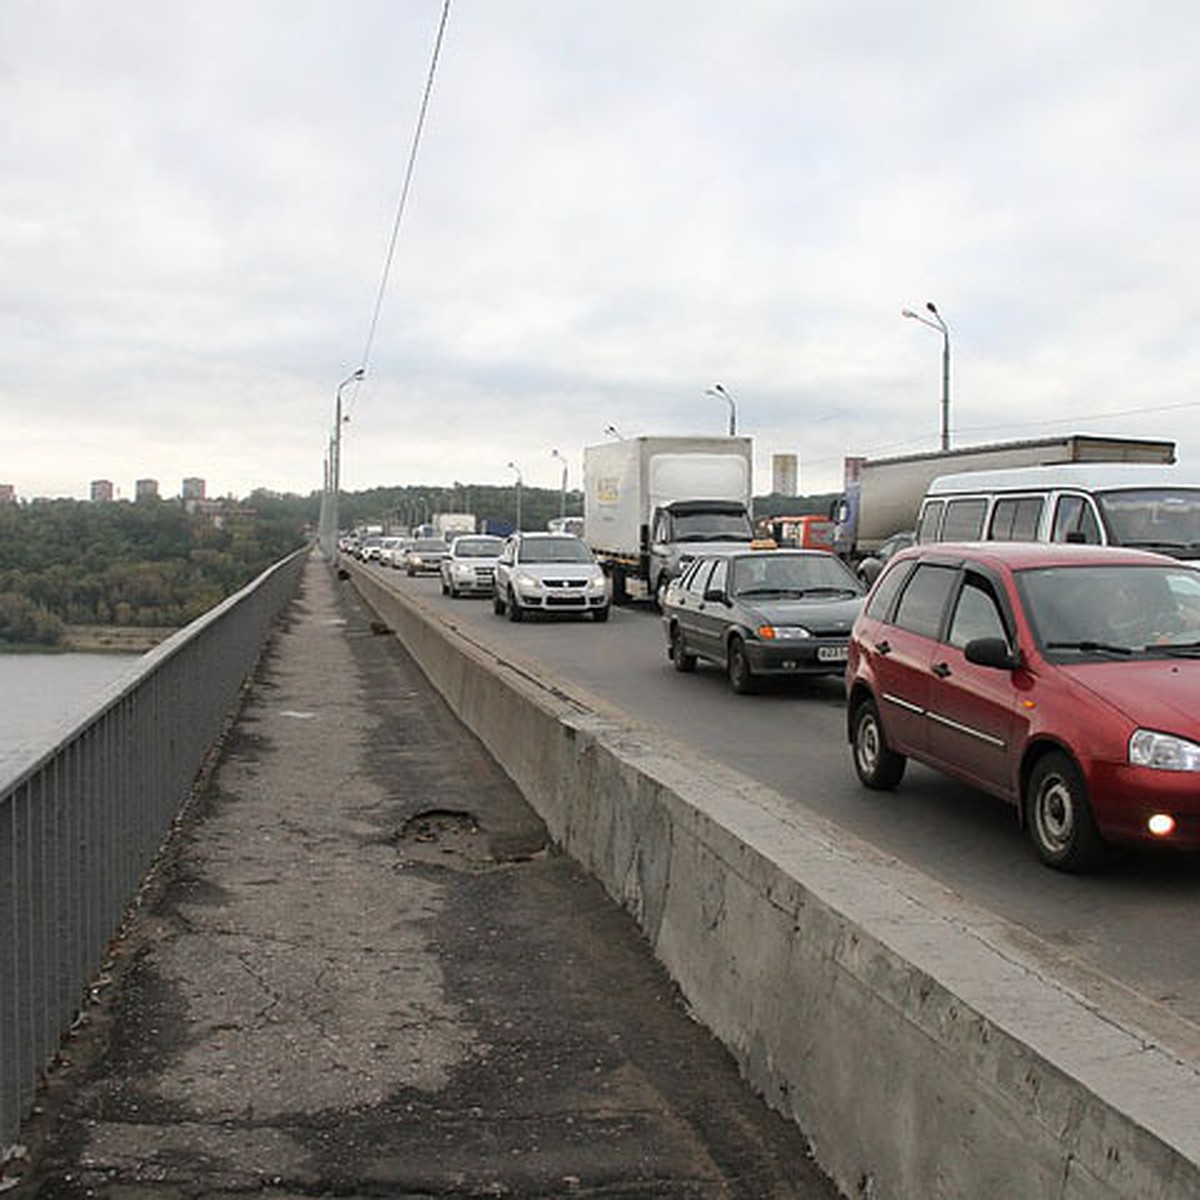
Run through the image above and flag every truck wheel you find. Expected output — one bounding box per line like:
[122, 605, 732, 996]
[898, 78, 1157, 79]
[611, 568, 628, 606]
[670, 625, 696, 672]
[727, 636, 757, 694]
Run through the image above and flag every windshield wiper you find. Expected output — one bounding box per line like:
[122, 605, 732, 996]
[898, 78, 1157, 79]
[1157, 641, 1200, 657]
[796, 586, 860, 598]
[1045, 640, 1133, 656]
[1120, 539, 1190, 553]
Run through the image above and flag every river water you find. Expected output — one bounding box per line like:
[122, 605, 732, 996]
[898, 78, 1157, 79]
[0, 652, 142, 769]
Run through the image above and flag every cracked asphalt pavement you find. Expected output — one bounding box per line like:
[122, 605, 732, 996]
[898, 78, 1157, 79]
[13, 556, 840, 1198]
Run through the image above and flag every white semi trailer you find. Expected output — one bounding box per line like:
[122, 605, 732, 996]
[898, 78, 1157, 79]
[835, 434, 1176, 561]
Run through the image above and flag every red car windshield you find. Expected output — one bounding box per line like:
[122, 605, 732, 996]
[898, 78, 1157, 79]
[1017, 563, 1200, 657]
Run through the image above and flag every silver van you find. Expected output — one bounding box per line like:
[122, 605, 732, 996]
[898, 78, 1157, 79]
[915, 463, 1200, 559]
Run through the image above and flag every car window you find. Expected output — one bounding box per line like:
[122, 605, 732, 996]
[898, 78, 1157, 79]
[865, 558, 915, 620]
[892, 563, 958, 638]
[731, 553, 861, 596]
[454, 538, 502, 557]
[916, 500, 943, 543]
[708, 558, 729, 596]
[941, 498, 987, 541]
[1051, 495, 1102, 544]
[518, 536, 592, 563]
[947, 575, 1010, 649]
[684, 560, 715, 597]
[988, 496, 1043, 542]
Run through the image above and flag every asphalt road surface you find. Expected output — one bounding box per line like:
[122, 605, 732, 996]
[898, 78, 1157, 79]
[377, 564, 1200, 1056]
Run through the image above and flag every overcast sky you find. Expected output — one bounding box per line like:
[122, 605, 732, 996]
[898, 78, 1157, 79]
[4, 1, 1199, 501]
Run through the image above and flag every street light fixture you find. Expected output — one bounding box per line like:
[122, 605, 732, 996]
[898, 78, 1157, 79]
[550, 448, 568, 519]
[706, 382, 737, 436]
[506, 460, 523, 532]
[902, 302, 951, 451]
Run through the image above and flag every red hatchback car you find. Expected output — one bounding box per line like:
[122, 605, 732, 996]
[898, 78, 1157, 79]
[846, 542, 1200, 870]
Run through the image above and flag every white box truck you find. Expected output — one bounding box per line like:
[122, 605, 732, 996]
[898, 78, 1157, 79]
[432, 512, 476, 539]
[583, 436, 755, 606]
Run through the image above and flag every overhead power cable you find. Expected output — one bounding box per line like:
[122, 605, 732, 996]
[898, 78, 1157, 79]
[347, 0, 451, 418]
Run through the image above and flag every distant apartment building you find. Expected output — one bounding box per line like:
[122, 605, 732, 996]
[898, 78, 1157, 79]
[0, 484, 15, 504]
[90, 479, 115, 503]
[771, 453, 799, 496]
[135, 478, 160, 501]
[182, 477, 206, 501]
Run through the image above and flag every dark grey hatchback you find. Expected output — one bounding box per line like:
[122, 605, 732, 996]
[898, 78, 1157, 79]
[662, 549, 866, 693]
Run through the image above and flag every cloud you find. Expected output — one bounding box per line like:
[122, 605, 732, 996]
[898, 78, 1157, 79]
[3, 1, 1200, 500]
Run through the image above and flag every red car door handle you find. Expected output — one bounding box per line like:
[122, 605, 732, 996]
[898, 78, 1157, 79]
[932, 661, 952, 679]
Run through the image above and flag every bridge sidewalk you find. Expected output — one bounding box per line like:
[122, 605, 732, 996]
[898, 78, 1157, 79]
[14, 555, 838, 1198]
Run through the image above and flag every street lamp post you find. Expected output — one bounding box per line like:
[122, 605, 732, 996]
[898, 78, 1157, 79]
[329, 368, 365, 547]
[321, 367, 364, 559]
[507, 461, 523, 532]
[551, 449, 567, 519]
[706, 383, 737, 436]
[902, 302, 951, 451]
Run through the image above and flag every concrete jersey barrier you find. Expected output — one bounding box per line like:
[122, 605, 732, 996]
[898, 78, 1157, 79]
[346, 559, 1200, 1200]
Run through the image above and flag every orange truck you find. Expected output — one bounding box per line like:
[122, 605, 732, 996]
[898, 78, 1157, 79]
[762, 514, 836, 551]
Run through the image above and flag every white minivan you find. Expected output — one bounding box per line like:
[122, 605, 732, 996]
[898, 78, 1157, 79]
[915, 463, 1200, 559]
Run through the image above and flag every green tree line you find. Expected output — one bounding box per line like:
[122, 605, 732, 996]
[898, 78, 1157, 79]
[0, 480, 835, 647]
[0, 493, 311, 645]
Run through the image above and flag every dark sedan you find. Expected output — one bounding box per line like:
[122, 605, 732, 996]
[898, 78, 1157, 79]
[662, 549, 866, 693]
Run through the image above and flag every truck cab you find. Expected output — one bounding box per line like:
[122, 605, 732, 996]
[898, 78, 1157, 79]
[647, 499, 757, 608]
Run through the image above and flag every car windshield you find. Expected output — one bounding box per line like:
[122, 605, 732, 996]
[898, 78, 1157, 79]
[730, 554, 862, 598]
[1097, 488, 1200, 556]
[518, 537, 593, 564]
[1017, 563, 1200, 657]
[673, 511, 755, 541]
[454, 538, 503, 558]
[413, 540, 448, 552]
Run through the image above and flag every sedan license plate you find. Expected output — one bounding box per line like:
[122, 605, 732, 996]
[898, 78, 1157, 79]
[817, 644, 849, 663]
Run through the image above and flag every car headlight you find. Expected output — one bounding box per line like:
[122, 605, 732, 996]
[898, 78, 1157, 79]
[453, 563, 472, 578]
[1129, 729, 1200, 771]
[587, 573, 607, 593]
[515, 572, 543, 590]
[756, 625, 812, 641]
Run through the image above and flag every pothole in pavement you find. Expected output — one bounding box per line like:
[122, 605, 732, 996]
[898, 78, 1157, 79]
[394, 808, 487, 871]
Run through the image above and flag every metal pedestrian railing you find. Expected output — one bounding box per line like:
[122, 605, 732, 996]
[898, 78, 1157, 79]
[0, 547, 307, 1148]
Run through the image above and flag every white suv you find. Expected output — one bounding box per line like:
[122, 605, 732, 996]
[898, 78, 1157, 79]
[492, 532, 610, 622]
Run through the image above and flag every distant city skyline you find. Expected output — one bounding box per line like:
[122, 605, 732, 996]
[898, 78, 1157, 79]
[0, 477, 211, 504]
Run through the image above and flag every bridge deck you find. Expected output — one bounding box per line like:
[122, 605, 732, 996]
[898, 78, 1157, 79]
[13, 557, 837, 1197]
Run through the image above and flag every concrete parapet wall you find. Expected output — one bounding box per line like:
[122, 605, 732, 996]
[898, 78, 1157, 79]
[348, 561, 1200, 1200]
